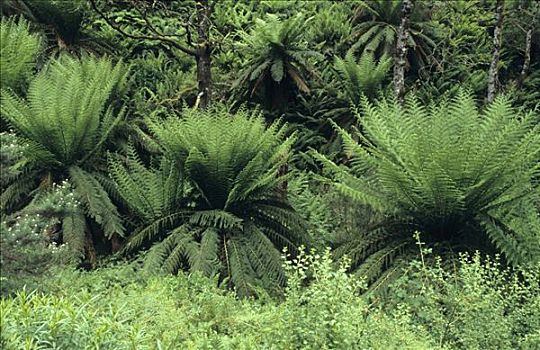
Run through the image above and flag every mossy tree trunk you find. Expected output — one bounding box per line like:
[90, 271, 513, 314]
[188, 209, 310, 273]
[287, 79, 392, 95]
[393, 0, 415, 105]
[487, 0, 505, 103]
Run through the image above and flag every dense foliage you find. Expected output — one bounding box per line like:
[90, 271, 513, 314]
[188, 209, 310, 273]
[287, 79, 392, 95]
[0, 16, 41, 92]
[1, 0, 539, 348]
[110, 108, 306, 296]
[315, 92, 540, 283]
[1, 251, 538, 349]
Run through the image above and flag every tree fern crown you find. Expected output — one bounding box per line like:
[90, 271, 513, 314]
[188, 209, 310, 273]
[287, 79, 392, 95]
[315, 91, 540, 283]
[1, 55, 128, 259]
[111, 106, 308, 296]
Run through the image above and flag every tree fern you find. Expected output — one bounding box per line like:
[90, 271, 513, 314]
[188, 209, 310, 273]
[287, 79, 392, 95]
[2, 0, 114, 55]
[350, 0, 437, 69]
[0, 16, 42, 92]
[233, 14, 323, 110]
[111, 107, 308, 296]
[334, 50, 392, 103]
[315, 91, 540, 284]
[1, 55, 128, 262]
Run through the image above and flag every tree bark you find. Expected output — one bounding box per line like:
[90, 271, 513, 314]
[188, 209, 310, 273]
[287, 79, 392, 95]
[195, 0, 212, 109]
[393, 0, 415, 105]
[516, 28, 532, 88]
[487, 0, 505, 103]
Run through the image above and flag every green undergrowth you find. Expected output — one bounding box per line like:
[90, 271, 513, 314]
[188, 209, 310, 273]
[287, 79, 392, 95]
[1, 249, 538, 350]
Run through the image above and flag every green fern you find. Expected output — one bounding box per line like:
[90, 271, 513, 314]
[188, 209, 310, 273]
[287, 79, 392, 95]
[111, 107, 308, 296]
[1, 55, 128, 261]
[334, 50, 392, 103]
[309, 3, 353, 56]
[234, 14, 323, 109]
[0, 16, 42, 92]
[350, 0, 436, 69]
[314, 91, 540, 284]
[2, 0, 114, 55]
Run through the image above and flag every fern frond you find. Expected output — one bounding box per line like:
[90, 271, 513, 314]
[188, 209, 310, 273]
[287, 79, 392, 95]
[69, 166, 123, 238]
[226, 235, 258, 297]
[188, 210, 243, 230]
[0, 169, 38, 214]
[144, 225, 190, 273]
[185, 228, 220, 276]
[62, 210, 87, 262]
[0, 16, 42, 91]
[123, 211, 190, 253]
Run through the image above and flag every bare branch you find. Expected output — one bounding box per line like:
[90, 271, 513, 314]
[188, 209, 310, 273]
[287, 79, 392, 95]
[89, 0, 196, 56]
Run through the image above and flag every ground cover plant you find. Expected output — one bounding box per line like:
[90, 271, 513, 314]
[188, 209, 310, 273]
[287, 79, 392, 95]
[1, 0, 539, 349]
[2, 250, 538, 349]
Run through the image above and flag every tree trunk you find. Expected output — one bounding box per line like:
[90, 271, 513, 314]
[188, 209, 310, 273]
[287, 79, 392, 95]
[267, 78, 288, 112]
[90, 0, 214, 109]
[195, 0, 212, 109]
[487, 0, 505, 103]
[517, 28, 532, 88]
[393, 0, 415, 105]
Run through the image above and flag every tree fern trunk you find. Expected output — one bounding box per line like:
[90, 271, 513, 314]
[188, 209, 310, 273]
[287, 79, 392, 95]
[110, 233, 122, 253]
[278, 163, 288, 195]
[84, 230, 97, 268]
[271, 82, 287, 112]
[393, 0, 415, 105]
[487, 0, 505, 103]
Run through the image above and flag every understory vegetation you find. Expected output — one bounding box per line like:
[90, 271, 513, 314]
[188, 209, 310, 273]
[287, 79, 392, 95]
[1, 1, 539, 349]
[2, 251, 539, 349]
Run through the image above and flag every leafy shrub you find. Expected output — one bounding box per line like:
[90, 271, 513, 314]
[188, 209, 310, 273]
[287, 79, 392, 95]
[416, 0, 492, 102]
[129, 51, 196, 114]
[273, 248, 432, 349]
[0, 250, 432, 349]
[111, 106, 308, 296]
[386, 245, 540, 349]
[0, 132, 76, 294]
[0, 16, 42, 92]
[1, 56, 129, 260]
[0, 134, 79, 293]
[0, 182, 78, 294]
[315, 92, 540, 283]
[0, 132, 24, 192]
[2, 248, 538, 349]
